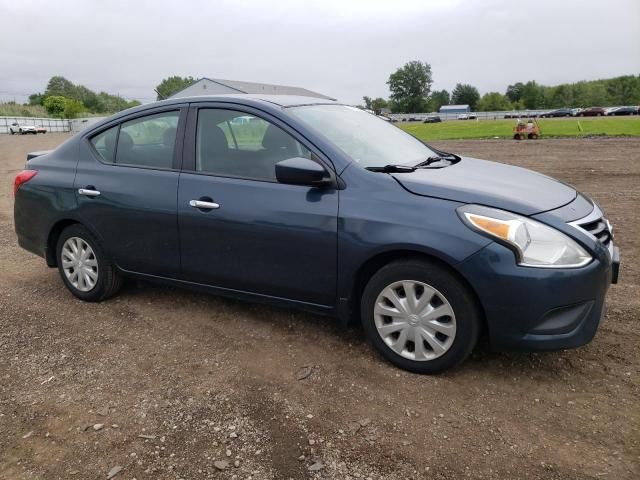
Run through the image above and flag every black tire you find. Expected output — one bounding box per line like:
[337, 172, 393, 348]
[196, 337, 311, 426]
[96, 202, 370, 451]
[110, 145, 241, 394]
[360, 259, 481, 374]
[56, 224, 123, 302]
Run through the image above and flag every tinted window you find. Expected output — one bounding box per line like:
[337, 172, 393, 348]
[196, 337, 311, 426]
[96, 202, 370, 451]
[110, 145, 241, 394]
[196, 109, 311, 181]
[116, 111, 180, 168]
[90, 125, 118, 163]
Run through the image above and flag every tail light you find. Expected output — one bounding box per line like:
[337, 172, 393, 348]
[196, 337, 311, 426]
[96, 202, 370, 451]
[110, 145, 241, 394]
[14, 170, 38, 197]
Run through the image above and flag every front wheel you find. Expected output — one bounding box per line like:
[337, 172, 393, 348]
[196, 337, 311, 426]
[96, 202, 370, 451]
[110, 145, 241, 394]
[56, 224, 123, 302]
[361, 260, 480, 374]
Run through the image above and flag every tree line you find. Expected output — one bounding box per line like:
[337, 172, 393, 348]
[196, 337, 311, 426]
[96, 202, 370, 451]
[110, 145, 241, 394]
[362, 61, 640, 114]
[28, 76, 141, 118]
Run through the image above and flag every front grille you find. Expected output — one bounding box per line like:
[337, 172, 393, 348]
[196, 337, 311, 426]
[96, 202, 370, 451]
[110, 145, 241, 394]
[574, 212, 613, 247]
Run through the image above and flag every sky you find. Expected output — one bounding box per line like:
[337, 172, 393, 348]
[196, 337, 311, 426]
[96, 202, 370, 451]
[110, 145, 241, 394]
[1, 0, 639, 105]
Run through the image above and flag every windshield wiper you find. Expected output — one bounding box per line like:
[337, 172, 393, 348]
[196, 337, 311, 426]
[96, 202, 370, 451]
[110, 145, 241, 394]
[414, 156, 447, 168]
[365, 164, 416, 173]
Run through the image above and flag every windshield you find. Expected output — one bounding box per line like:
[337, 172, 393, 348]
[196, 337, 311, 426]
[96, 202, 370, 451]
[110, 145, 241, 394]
[288, 105, 437, 168]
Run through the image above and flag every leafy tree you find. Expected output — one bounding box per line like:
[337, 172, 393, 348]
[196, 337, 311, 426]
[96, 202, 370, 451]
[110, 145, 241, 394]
[45, 76, 77, 98]
[548, 84, 573, 108]
[477, 92, 512, 111]
[362, 97, 388, 114]
[372, 98, 388, 114]
[505, 82, 524, 103]
[28, 93, 44, 105]
[155, 76, 197, 100]
[428, 89, 450, 112]
[451, 83, 480, 110]
[43, 95, 67, 117]
[520, 81, 545, 109]
[387, 61, 433, 113]
[34, 76, 140, 115]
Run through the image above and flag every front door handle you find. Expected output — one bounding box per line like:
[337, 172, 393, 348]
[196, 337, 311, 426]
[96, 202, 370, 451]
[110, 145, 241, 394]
[189, 199, 220, 210]
[78, 188, 101, 197]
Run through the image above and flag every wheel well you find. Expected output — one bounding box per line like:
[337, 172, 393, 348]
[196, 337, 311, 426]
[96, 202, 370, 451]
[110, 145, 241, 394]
[46, 219, 80, 267]
[349, 250, 488, 333]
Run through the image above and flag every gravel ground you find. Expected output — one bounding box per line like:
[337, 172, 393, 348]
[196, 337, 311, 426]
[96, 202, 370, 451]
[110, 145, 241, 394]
[0, 133, 638, 480]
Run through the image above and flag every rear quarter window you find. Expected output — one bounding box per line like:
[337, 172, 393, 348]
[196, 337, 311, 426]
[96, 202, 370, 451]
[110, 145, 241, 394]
[90, 125, 118, 163]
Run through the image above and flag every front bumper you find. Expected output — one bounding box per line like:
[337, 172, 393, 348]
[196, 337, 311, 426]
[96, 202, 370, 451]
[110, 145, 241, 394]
[457, 241, 616, 351]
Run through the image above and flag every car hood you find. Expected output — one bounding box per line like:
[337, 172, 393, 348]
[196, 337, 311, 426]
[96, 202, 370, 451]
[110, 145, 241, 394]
[391, 157, 577, 216]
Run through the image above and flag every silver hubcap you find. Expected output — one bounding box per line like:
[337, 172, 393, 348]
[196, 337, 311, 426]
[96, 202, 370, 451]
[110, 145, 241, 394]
[61, 237, 99, 292]
[374, 280, 456, 361]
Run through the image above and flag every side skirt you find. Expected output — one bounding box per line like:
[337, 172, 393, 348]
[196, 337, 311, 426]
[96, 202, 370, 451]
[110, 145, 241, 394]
[118, 268, 337, 318]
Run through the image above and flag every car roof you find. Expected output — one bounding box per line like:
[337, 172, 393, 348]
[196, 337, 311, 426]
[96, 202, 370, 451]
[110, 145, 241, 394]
[83, 94, 343, 136]
[137, 94, 339, 112]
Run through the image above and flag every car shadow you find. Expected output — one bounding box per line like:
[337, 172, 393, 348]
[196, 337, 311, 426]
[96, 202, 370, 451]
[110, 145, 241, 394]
[117, 278, 575, 377]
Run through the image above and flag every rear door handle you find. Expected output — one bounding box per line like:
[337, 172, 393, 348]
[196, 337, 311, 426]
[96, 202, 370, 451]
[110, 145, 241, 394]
[189, 199, 220, 210]
[78, 188, 101, 197]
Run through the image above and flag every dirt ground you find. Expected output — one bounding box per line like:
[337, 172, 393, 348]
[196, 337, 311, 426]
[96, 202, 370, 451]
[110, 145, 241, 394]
[0, 133, 638, 480]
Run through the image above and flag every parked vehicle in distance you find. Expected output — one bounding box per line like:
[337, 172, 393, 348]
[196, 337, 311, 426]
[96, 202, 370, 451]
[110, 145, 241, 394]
[423, 116, 442, 123]
[607, 106, 638, 116]
[9, 122, 37, 135]
[541, 108, 573, 118]
[578, 107, 606, 117]
[468, 113, 477, 120]
[36, 126, 48, 134]
[13, 94, 619, 373]
[457, 114, 469, 120]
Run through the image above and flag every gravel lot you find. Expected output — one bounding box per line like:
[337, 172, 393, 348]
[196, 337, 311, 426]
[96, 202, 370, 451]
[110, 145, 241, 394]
[0, 133, 638, 480]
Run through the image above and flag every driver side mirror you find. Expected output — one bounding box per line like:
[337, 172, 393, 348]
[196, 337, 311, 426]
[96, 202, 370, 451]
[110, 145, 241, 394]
[275, 157, 331, 187]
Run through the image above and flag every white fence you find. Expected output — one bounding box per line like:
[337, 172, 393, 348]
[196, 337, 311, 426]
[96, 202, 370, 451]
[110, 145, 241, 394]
[389, 110, 551, 122]
[0, 116, 71, 134]
[0, 116, 108, 134]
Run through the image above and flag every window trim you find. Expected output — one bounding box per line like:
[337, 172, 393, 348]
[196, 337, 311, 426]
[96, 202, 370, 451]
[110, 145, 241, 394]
[85, 105, 187, 172]
[183, 103, 339, 187]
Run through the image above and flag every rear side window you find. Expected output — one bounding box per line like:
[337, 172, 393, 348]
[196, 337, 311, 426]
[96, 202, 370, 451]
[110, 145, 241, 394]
[116, 111, 180, 169]
[90, 125, 118, 163]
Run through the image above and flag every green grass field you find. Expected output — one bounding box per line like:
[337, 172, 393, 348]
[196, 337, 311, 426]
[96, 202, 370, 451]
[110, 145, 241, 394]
[399, 117, 640, 141]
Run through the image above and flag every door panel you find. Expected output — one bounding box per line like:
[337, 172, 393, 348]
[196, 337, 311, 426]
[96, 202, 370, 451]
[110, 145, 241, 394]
[74, 158, 180, 276]
[74, 107, 185, 277]
[178, 174, 338, 306]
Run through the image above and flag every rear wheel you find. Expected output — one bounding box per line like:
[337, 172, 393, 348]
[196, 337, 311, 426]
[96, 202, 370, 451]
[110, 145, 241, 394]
[361, 260, 480, 373]
[56, 224, 122, 302]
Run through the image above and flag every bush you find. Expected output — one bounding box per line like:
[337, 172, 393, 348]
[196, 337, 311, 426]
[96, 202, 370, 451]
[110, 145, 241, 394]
[43, 95, 67, 117]
[63, 98, 85, 119]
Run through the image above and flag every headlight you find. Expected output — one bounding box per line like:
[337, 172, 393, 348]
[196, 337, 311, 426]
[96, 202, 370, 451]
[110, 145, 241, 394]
[458, 205, 591, 268]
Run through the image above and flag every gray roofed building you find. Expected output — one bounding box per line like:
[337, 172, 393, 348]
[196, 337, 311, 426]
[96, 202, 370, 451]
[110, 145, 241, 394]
[167, 77, 336, 101]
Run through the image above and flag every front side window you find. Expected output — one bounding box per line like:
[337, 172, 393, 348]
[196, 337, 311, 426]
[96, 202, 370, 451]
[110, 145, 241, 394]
[288, 105, 437, 168]
[116, 111, 179, 168]
[196, 109, 311, 181]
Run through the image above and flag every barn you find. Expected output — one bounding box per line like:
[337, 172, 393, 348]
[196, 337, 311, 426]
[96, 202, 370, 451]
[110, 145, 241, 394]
[167, 77, 336, 101]
[439, 104, 470, 114]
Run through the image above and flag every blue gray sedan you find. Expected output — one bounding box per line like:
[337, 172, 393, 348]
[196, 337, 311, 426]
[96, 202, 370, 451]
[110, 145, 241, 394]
[13, 95, 619, 373]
